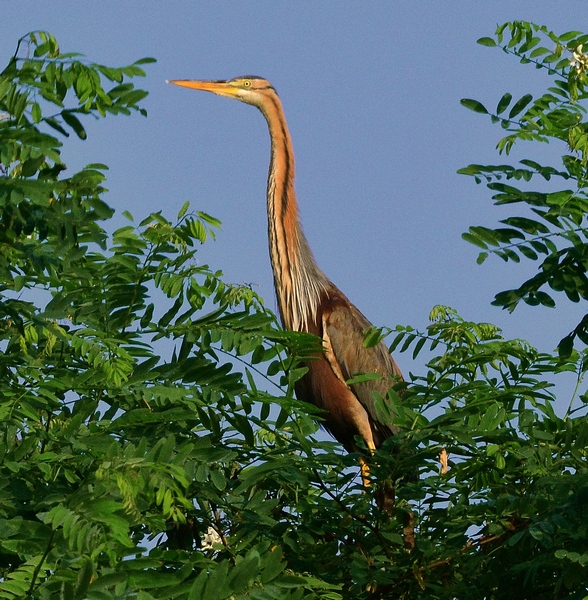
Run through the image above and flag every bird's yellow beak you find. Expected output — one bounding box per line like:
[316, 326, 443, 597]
[167, 79, 239, 99]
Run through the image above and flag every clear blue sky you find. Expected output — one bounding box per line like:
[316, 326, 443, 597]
[3, 3, 587, 368]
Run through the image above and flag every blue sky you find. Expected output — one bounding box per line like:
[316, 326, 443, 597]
[2, 2, 587, 372]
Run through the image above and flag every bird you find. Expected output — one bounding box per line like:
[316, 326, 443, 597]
[168, 76, 404, 496]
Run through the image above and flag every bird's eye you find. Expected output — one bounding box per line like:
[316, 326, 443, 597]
[243, 80, 251, 88]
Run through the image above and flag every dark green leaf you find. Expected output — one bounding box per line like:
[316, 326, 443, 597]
[461, 98, 489, 114]
[508, 94, 533, 118]
[496, 93, 512, 115]
[61, 110, 87, 139]
[558, 334, 574, 358]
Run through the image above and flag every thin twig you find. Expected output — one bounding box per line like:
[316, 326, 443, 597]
[28, 531, 54, 595]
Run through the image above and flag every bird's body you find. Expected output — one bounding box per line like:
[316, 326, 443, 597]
[169, 76, 403, 456]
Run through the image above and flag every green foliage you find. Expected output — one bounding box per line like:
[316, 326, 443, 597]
[459, 21, 588, 356]
[0, 31, 342, 600]
[1, 27, 587, 600]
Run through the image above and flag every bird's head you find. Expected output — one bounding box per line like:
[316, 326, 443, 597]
[167, 76, 276, 108]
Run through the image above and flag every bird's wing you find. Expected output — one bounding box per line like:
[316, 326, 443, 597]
[322, 302, 402, 442]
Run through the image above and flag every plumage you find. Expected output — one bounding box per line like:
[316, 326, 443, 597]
[169, 75, 403, 460]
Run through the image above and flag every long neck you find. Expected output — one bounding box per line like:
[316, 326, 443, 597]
[259, 93, 329, 332]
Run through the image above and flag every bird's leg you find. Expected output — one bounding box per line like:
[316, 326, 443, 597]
[359, 438, 398, 514]
[439, 448, 449, 474]
[359, 455, 372, 488]
[359, 438, 377, 488]
[362, 439, 397, 514]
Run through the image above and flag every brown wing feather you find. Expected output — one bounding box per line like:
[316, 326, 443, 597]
[322, 297, 402, 447]
[293, 286, 402, 451]
[294, 357, 380, 452]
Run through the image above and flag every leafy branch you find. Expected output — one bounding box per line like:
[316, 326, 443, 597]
[460, 22, 588, 355]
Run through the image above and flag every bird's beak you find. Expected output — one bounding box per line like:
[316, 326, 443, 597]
[167, 79, 239, 99]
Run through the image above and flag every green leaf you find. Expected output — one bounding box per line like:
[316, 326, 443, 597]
[496, 93, 512, 115]
[558, 334, 574, 358]
[20, 155, 45, 177]
[203, 561, 232, 600]
[477, 37, 498, 47]
[529, 46, 550, 58]
[519, 245, 538, 260]
[363, 326, 385, 348]
[559, 30, 584, 42]
[479, 404, 504, 431]
[210, 469, 226, 491]
[508, 94, 533, 119]
[460, 98, 489, 114]
[412, 336, 426, 359]
[178, 200, 190, 219]
[260, 546, 286, 584]
[230, 552, 260, 592]
[31, 102, 42, 123]
[535, 291, 555, 308]
[73, 557, 94, 600]
[62, 110, 87, 139]
[462, 232, 488, 249]
[134, 57, 157, 65]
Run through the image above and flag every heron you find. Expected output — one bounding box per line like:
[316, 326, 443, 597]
[169, 76, 405, 503]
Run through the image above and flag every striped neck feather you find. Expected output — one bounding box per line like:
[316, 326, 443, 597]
[261, 91, 329, 331]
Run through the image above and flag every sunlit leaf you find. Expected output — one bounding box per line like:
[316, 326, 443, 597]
[477, 37, 498, 47]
